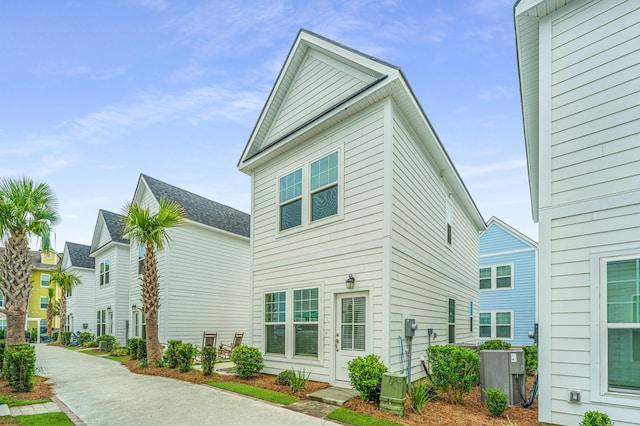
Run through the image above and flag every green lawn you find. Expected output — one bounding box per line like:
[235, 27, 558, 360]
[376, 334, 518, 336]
[0, 413, 73, 426]
[327, 408, 404, 426]
[8, 400, 52, 407]
[208, 382, 298, 405]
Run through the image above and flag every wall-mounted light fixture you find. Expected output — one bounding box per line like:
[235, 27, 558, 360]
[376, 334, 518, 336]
[131, 304, 137, 309]
[345, 274, 355, 290]
[107, 306, 112, 311]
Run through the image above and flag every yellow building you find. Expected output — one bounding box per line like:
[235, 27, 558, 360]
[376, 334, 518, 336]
[26, 250, 60, 340]
[0, 248, 60, 339]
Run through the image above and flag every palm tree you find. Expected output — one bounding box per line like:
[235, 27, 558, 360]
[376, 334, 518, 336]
[46, 287, 56, 337]
[51, 267, 81, 342]
[121, 198, 186, 365]
[0, 177, 58, 345]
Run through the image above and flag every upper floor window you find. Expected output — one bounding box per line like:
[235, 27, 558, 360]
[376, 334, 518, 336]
[279, 169, 302, 231]
[278, 151, 341, 232]
[480, 311, 513, 340]
[100, 259, 110, 286]
[479, 264, 513, 290]
[41, 274, 50, 288]
[310, 152, 338, 222]
[40, 296, 48, 310]
[138, 246, 145, 275]
[0, 293, 4, 308]
[446, 198, 453, 245]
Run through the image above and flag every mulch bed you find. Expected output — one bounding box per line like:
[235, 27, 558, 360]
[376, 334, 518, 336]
[0, 376, 54, 401]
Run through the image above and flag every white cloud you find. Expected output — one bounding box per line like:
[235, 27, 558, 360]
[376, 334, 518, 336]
[127, 0, 168, 12]
[458, 158, 527, 177]
[35, 62, 128, 80]
[479, 85, 511, 102]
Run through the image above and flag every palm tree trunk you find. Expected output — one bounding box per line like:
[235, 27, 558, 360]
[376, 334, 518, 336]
[142, 243, 162, 364]
[1, 233, 32, 345]
[58, 291, 67, 342]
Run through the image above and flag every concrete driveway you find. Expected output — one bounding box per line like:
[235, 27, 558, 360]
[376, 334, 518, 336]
[35, 345, 337, 426]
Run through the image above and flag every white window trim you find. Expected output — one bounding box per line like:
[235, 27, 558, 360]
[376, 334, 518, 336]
[41, 273, 50, 288]
[40, 296, 48, 310]
[479, 263, 515, 291]
[99, 259, 110, 286]
[479, 310, 514, 340]
[0, 293, 4, 308]
[590, 250, 640, 403]
[262, 284, 324, 364]
[276, 147, 344, 237]
[446, 197, 453, 246]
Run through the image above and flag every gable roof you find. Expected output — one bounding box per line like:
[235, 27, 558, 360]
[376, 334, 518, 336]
[0, 248, 60, 271]
[514, 0, 576, 222]
[483, 216, 538, 248]
[90, 209, 129, 255]
[139, 174, 250, 238]
[238, 29, 485, 231]
[64, 242, 95, 270]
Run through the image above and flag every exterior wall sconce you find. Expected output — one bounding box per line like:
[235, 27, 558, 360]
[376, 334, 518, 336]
[346, 274, 355, 290]
[107, 306, 112, 311]
[131, 304, 137, 309]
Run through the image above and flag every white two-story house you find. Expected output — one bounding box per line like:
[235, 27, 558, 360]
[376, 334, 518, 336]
[238, 30, 485, 386]
[60, 242, 96, 334]
[515, 0, 640, 423]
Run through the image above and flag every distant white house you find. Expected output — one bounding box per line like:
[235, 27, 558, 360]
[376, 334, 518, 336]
[127, 174, 251, 348]
[238, 30, 485, 386]
[515, 0, 640, 424]
[60, 242, 96, 334]
[89, 209, 130, 344]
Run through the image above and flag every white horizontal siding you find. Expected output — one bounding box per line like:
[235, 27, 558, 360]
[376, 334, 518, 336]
[66, 267, 96, 334]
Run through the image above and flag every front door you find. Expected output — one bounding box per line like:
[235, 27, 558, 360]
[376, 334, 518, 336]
[334, 292, 368, 384]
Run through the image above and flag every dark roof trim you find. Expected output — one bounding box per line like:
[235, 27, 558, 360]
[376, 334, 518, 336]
[244, 74, 388, 163]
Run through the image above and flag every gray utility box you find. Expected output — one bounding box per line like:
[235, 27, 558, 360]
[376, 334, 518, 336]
[480, 350, 526, 406]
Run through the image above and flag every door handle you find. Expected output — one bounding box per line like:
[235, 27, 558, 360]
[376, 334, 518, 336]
[335, 333, 339, 352]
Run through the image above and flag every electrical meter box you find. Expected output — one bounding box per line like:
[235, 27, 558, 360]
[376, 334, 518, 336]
[480, 350, 525, 406]
[404, 318, 417, 337]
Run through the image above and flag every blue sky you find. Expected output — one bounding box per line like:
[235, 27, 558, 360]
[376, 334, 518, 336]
[0, 0, 535, 252]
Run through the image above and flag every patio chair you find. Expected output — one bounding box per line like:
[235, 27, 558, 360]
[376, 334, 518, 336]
[196, 332, 217, 362]
[219, 332, 244, 360]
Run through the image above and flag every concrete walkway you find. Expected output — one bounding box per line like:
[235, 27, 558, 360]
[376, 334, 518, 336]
[35, 344, 339, 426]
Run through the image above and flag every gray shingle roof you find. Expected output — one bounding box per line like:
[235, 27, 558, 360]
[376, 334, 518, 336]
[141, 174, 250, 238]
[100, 210, 129, 244]
[65, 242, 95, 269]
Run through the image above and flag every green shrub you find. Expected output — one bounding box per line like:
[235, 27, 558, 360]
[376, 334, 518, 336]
[127, 338, 147, 360]
[479, 340, 511, 350]
[110, 347, 129, 357]
[176, 343, 196, 373]
[201, 346, 217, 376]
[230, 345, 264, 380]
[86, 341, 99, 348]
[4, 344, 35, 392]
[0, 339, 5, 369]
[485, 388, 508, 417]
[411, 380, 438, 414]
[165, 340, 182, 369]
[78, 332, 94, 346]
[347, 354, 388, 403]
[139, 357, 148, 368]
[0, 329, 5, 339]
[580, 411, 614, 426]
[427, 345, 480, 405]
[60, 331, 72, 345]
[96, 334, 116, 344]
[29, 329, 37, 343]
[275, 370, 295, 386]
[52, 332, 59, 342]
[522, 345, 537, 375]
[155, 358, 166, 367]
[290, 369, 311, 392]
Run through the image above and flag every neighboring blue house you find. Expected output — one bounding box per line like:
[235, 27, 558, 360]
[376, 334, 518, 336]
[479, 217, 537, 347]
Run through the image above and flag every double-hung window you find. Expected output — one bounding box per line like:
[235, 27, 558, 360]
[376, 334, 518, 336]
[100, 260, 110, 286]
[97, 310, 106, 336]
[479, 264, 513, 290]
[448, 298, 456, 343]
[0, 293, 4, 308]
[138, 246, 145, 275]
[310, 152, 338, 222]
[293, 288, 319, 357]
[279, 170, 302, 231]
[604, 258, 640, 394]
[479, 311, 513, 340]
[41, 274, 50, 288]
[40, 296, 48, 310]
[265, 292, 286, 355]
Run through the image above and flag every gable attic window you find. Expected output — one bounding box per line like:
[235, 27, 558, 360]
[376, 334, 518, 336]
[279, 169, 302, 231]
[310, 151, 339, 222]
